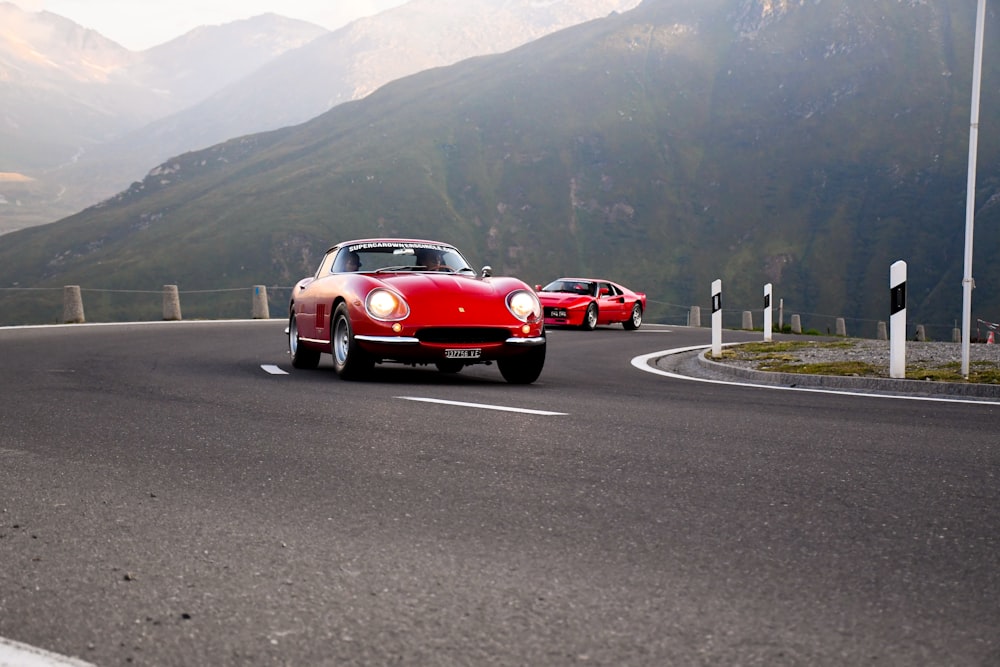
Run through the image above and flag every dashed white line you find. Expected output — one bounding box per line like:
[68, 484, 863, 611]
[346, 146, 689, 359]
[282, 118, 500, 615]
[397, 396, 567, 415]
[261, 364, 289, 375]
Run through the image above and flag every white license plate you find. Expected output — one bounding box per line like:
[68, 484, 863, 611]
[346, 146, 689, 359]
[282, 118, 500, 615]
[445, 348, 481, 359]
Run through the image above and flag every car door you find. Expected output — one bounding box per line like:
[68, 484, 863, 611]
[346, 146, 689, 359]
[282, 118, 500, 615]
[597, 282, 626, 323]
[299, 250, 336, 340]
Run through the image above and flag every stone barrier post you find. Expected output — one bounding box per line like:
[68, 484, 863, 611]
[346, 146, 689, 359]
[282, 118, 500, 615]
[688, 305, 701, 327]
[953, 327, 961, 343]
[877, 321, 888, 340]
[163, 285, 182, 321]
[742, 310, 753, 330]
[63, 285, 85, 324]
[836, 317, 846, 337]
[252, 285, 269, 319]
[791, 314, 801, 334]
[915, 325, 926, 342]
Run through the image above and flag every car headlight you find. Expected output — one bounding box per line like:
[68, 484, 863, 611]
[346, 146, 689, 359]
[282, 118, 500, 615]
[365, 289, 410, 321]
[507, 290, 541, 323]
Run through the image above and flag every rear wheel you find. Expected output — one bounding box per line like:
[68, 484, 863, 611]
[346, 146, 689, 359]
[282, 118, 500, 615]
[331, 303, 373, 380]
[497, 341, 546, 384]
[288, 312, 320, 369]
[581, 303, 598, 331]
[623, 303, 643, 330]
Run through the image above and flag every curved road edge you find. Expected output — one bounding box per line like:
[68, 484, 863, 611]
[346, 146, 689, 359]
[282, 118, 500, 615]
[632, 344, 1000, 406]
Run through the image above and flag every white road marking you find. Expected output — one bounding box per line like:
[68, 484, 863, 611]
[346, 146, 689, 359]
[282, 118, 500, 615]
[631, 344, 1000, 406]
[397, 396, 567, 415]
[261, 364, 289, 375]
[0, 636, 95, 667]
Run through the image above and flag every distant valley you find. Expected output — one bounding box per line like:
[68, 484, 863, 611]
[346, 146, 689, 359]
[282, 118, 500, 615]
[0, 0, 641, 232]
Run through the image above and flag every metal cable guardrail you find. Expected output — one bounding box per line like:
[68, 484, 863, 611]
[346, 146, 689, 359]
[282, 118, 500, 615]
[0, 286, 985, 341]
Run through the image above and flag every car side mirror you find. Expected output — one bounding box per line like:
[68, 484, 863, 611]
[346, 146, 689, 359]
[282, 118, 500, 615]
[534, 284, 542, 291]
[481, 266, 492, 278]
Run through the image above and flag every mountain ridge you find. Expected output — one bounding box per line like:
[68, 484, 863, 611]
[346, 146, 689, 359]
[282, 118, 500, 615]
[0, 0, 642, 232]
[0, 0, 997, 336]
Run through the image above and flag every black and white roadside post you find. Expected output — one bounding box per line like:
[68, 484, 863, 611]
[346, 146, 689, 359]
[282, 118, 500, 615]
[711, 279, 722, 358]
[890, 260, 907, 378]
[764, 283, 773, 342]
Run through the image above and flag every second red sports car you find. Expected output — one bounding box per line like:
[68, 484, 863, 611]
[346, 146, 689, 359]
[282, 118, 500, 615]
[536, 278, 646, 330]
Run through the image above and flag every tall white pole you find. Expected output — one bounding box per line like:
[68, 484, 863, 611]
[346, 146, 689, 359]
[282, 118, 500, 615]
[962, 0, 987, 378]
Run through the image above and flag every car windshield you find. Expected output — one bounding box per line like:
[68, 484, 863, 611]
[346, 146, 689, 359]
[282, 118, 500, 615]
[541, 280, 595, 296]
[332, 242, 473, 274]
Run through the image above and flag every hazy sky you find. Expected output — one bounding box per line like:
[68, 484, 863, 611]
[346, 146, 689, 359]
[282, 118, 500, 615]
[9, 0, 412, 50]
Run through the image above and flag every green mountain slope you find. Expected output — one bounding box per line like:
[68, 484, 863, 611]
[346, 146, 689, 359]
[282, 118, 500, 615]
[1, 0, 998, 335]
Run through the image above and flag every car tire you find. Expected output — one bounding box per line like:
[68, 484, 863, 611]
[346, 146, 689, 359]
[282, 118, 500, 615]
[331, 303, 373, 380]
[623, 303, 643, 330]
[497, 340, 546, 384]
[288, 312, 320, 369]
[581, 303, 598, 331]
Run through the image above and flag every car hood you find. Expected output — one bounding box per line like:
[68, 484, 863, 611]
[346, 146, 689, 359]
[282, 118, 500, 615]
[369, 273, 531, 324]
[377, 272, 506, 294]
[537, 291, 590, 305]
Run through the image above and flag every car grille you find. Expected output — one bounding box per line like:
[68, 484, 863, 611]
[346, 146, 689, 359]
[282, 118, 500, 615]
[416, 327, 510, 344]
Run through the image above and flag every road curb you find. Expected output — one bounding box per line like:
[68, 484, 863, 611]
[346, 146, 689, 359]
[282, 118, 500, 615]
[696, 350, 1000, 399]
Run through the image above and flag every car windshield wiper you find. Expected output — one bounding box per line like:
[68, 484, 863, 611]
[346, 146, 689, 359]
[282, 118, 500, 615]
[415, 266, 458, 273]
[374, 265, 422, 273]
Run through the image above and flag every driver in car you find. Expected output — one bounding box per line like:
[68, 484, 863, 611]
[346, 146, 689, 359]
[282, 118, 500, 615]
[416, 249, 449, 271]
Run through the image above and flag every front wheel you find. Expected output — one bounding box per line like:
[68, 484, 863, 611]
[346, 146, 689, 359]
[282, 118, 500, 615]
[623, 303, 643, 330]
[497, 342, 546, 384]
[288, 312, 320, 369]
[331, 303, 373, 380]
[580, 303, 598, 331]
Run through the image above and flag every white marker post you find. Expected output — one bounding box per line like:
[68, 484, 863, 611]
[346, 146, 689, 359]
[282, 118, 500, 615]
[890, 260, 907, 378]
[711, 279, 722, 358]
[763, 283, 773, 342]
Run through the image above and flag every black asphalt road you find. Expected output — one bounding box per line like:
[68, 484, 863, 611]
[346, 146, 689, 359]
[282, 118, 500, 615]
[0, 321, 997, 666]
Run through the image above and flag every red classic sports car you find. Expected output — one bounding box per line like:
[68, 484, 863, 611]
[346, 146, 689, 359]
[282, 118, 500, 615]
[288, 239, 546, 383]
[536, 278, 646, 330]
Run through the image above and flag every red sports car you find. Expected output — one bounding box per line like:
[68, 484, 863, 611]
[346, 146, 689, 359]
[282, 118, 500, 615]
[536, 278, 646, 330]
[288, 239, 546, 383]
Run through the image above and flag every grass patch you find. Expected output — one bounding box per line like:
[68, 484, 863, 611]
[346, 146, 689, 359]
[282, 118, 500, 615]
[908, 362, 1000, 384]
[732, 340, 854, 354]
[760, 360, 880, 375]
[707, 340, 1000, 384]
